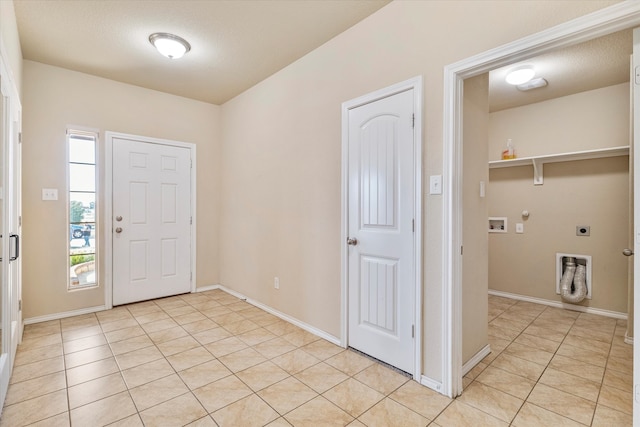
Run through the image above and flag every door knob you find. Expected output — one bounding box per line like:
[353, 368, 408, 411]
[115, 227, 123, 234]
[623, 248, 634, 256]
[347, 237, 358, 246]
[116, 216, 123, 222]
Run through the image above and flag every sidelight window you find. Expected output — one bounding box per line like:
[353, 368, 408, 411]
[68, 129, 98, 290]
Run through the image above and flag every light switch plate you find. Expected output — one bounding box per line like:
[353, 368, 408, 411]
[516, 223, 524, 234]
[429, 175, 442, 195]
[42, 188, 58, 201]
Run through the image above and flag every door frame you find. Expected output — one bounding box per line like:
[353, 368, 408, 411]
[443, 2, 640, 398]
[340, 76, 423, 381]
[104, 131, 197, 309]
[0, 37, 22, 409]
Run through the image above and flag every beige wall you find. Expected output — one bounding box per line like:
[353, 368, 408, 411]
[489, 84, 630, 160]
[7, 0, 621, 384]
[218, 0, 619, 382]
[0, 0, 22, 96]
[488, 84, 630, 313]
[462, 75, 489, 364]
[22, 60, 221, 319]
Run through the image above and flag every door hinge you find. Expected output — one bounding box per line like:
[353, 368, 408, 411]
[18, 216, 22, 227]
[18, 300, 21, 311]
[18, 132, 22, 143]
[190, 272, 193, 282]
[412, 325, 415, 338]
[190, 216, 193, 225]
[412, 114, 415, 128]
[412, 219, 415, 232]
[190, 159, 193, 168]
[461, 246, 464, 255]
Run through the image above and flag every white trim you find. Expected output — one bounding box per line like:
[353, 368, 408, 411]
[625, 334, 634, 345]
[420, 375, 443, 394]
[488, 290, 627, 320]
[462, 344, 491, 376]
[104, 131, 197, 308]
[443, 1, 640, 398]
[23, 305, 107, 325]
[340, 76, 423, 381]
[195, 284, 219, 293]
[207, 284, 341, 346]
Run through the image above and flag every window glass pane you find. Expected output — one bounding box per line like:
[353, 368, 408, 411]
[69, 253, 96, 288]
[68, 130, 97, 290]
[69, 137, 95, 164]
[69, 193, 95, 224]
[70, 222, 95, 254]
[69, 164, 95, 192]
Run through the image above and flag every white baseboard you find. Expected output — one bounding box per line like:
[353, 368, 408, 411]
[488, 290, 627, 320]
[625, 333, 634, 345]
[195, 284, 219, 293]
[24, 305, 108, 325]
[420, 375, 443, 394]
[22, 284, 341, 348]
[202, 284, 341, 346]
[462, 344, 491, 376]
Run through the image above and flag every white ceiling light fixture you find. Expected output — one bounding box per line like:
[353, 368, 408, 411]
[517, 77, 548, 91]
[149, 32, 191, 59]
[505, 65, 536, 85]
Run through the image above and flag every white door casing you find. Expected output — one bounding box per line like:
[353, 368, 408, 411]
[343, 79, 422, 377]
[633, 26, 640, 427]
[0, 45, 22, 409]
[110, 135, 193, 306]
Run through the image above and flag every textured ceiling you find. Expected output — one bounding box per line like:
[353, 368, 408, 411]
[14, 0, 390, 105]
[489, 29, 632, 112]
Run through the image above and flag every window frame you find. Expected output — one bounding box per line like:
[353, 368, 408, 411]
[67, 127, 99, 291]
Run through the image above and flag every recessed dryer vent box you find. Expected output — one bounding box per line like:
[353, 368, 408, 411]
[555, 253, 592, 300]
[489, 217, 507, 233]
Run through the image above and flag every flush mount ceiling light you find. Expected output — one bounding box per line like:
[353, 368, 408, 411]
[505, 65, 536, 85]
[149, 32, 191, 59]
[517, 77, 548, 91]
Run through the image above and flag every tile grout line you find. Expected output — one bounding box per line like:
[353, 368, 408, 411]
[486, 297, 626, 426]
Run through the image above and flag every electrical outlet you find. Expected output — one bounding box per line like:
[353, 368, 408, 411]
[274, 277, 279, 290]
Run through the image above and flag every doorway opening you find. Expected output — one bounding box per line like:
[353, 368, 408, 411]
[442, 2, 640, 400]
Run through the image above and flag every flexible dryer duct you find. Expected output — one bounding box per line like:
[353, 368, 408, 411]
[560, 257, 587, 303]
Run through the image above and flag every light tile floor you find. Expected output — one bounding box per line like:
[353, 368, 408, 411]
[0, 290, 632, 426]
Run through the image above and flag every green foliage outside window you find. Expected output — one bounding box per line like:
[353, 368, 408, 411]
[70, 200, 85, 223]
[70, 254, 94, 267]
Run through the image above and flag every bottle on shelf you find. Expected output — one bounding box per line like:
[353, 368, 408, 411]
[502, 138, 516, 160]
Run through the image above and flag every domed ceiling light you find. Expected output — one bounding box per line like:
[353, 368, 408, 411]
[505, 65, 535, 85]
[149, 33, 191, 59]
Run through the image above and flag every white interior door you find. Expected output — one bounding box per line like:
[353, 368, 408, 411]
[347, 88, 415, 374]
[112, 137, 192, 306]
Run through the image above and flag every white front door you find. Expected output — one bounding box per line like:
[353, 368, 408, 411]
[112, 137, 192, 305]
[347, 88, 415, 374]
